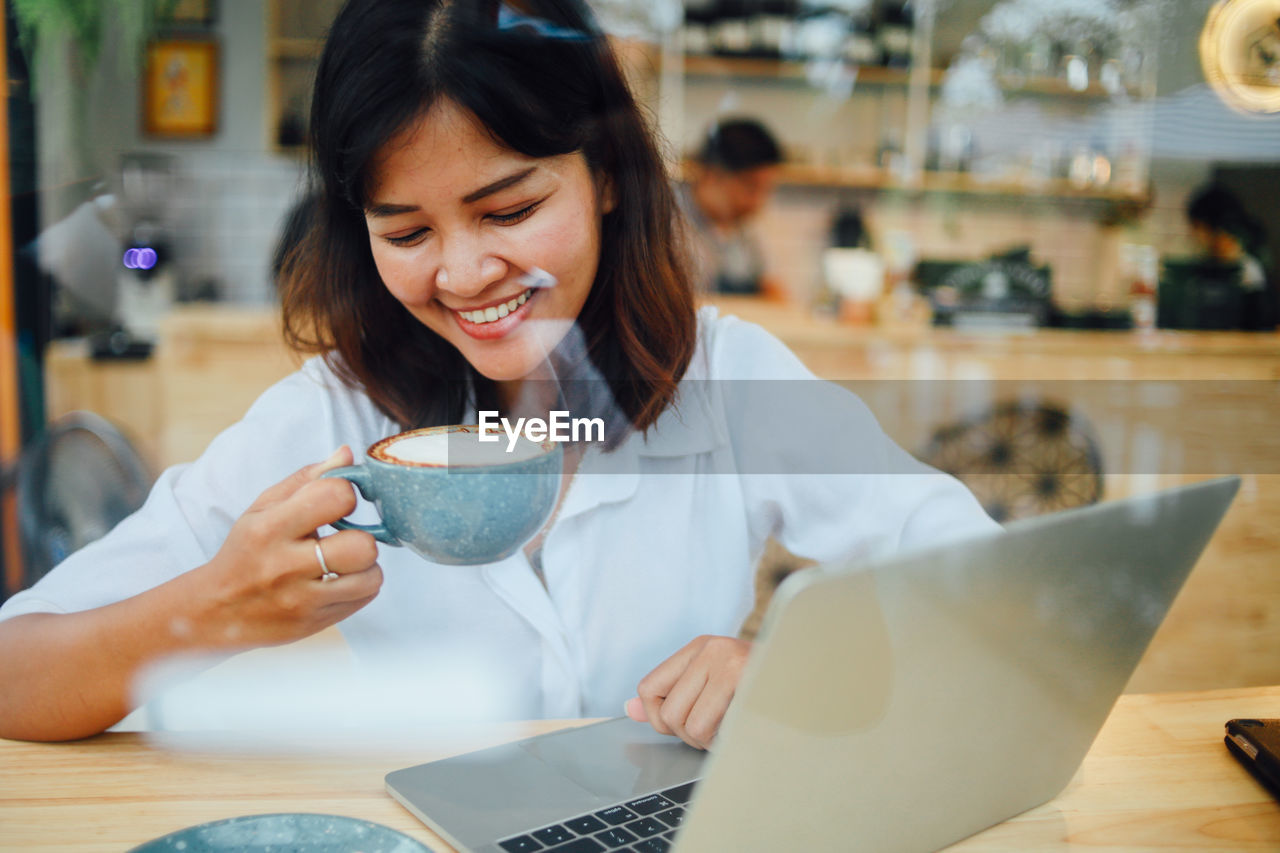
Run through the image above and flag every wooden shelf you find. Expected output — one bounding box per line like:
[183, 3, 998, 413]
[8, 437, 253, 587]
[775, 163, 1148, 203]
[682, 54, 931, 86]
[264, 24, 1150, 177]
[679, 160, 1146, 202]
[775, 162, 891, 189]
[267, 42, 1143, 99]
[920, 171, 1146, 203]
[681, 53, 1142, 99]
[996, 73, 1141, 99]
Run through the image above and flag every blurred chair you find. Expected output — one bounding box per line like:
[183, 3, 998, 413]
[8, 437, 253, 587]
[740, 538, 816, 641]
[740, 400, 1103, 639]
[917, 400, 1104, 523]
[9, 412, 153, 592]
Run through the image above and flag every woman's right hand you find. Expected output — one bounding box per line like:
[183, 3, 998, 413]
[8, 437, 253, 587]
[195, 446, 383, 649]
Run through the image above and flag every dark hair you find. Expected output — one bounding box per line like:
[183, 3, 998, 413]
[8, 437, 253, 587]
[695, 117, 783, 173]
[279, 0, 696, 439]
[1187, 184, 1265, 257]
[270, 190, 318, 287]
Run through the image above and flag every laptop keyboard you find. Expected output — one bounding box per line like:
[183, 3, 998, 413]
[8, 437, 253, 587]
[497, 780, 698, 852]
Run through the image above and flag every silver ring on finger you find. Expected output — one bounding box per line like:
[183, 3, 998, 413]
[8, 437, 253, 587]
[316, 539, 339, 582]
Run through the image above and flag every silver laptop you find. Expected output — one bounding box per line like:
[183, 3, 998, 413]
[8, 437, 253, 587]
[386, 477, 1239, 853]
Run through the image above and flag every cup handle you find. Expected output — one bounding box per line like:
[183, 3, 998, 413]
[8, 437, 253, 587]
[319, 465, 399, 545]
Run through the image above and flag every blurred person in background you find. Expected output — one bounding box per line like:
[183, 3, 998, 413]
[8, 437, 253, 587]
[680, 117, 787, 300]
[1186, 183, 1276, 330]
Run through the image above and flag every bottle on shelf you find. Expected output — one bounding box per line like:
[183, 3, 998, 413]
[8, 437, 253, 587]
[710, 0, 752, 57]
[683, 0, 717, 56]
[1067, 142, 1094, 188]
[1100, 58, 1124, 96]
[814, 206, 869, 317]
[877, 135, 904, 174]
[1065, 139, 1112, 188]
[822, 207, 885, 324]
[788, 8, 849, 63]
[1062, 39, 1093, 92]
[1121, 44, 1147, 92]
[877, 0, 914, 68]
[748, 0, 797, 59]
[1122, 243, 1159, 332]
[1024, 33, 1053, 78]
[843, 4, 879, 67]
[1090, 140, 1112, 188]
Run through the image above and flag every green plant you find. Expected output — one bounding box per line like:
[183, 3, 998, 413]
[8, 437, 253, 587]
[11, 0, 182, 177]
[11, 0, 179, 90]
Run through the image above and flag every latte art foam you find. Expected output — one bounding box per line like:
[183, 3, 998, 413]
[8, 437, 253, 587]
[383, 429, 547, 466]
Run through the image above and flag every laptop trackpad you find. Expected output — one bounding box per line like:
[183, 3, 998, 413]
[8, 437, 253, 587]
[385, 718, 706, 847]
[387, 741, 611, 845]
[519, 717, 707, 801]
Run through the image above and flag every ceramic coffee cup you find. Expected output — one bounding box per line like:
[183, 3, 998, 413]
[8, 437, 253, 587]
[320, 424, 562, 565]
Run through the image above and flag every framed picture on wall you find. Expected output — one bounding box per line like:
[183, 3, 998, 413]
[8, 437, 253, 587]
[143, 39, 219, 139]
[167, 0, 218, 26]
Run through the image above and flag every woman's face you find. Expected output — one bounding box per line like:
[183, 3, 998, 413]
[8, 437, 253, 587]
[365, 100, 611, 386]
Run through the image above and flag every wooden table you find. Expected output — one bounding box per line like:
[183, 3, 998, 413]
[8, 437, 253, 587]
[4, 686, 1280, 851]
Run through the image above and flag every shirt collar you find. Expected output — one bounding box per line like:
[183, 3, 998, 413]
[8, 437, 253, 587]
[556, 345, 725, 523]
[633, 374, 726, 458]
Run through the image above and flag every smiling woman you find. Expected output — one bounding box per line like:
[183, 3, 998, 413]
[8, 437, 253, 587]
[360, 102, 608, 389]
[279, 0, 695, 435]
[0, 0, 996, 747]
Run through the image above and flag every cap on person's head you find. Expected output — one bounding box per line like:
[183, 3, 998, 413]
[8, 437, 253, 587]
[696, 118, 783, 173]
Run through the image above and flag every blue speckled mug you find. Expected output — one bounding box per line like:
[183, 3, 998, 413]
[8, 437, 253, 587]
[320, 425, 562, 566]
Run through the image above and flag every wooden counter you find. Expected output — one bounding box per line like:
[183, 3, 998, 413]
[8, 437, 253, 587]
[705, 295, 1280, 380]
[702, 297, 1280, 694]
[44, 300, 1280, 470]
[4, 686, 1280, 851]
[40, 301, 1280, 693]
[45, 306, 301, 470]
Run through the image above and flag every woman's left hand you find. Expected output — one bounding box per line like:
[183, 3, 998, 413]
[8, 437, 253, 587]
[624, 635, 752, 750]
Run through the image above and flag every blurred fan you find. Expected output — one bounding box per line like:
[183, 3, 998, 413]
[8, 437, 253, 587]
[742, 401, 1103, 638]
[919, 400, 1104, 523]
[743, 400, 1102, 637]
[11, 412, 153, 590]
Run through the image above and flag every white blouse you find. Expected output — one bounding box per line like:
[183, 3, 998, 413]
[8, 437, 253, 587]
[0, 308, 998, 723]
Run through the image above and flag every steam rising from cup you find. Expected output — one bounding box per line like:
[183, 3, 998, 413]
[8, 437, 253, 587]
[508, 266, 633, 448]
[518, 266, 558, 290]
